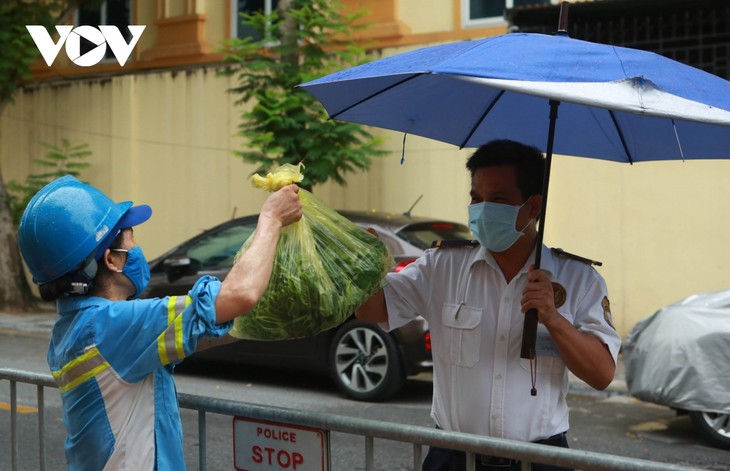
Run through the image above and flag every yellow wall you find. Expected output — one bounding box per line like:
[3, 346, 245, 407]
[398, 0, 453, 34]
[1, 69, 265, 262]
[6, 0, 729, 338]
[545, 155, 730, 336]
[8, 68, 730, 340]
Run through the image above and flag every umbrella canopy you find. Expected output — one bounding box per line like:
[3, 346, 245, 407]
[299, 32, 730, 163]
[298, 23, 730, 378]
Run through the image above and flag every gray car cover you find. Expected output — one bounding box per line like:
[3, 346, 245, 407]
[623, 290, 730, 413]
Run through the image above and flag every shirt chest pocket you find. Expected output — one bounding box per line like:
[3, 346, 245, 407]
[437, 303, 483, 367]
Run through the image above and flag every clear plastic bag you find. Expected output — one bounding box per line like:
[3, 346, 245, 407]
[230, 164, 394, 340]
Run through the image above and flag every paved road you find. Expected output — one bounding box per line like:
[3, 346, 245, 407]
[2, 311, 729, 471]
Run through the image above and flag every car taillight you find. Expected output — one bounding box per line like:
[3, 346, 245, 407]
[424, 332, 431, 352]
[393, 258, 417, 273]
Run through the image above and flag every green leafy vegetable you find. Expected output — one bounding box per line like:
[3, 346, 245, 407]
[230, 189, 393, 340]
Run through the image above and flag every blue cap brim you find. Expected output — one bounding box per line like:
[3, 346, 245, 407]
[94, 204, 152, 260]
[118, 204, 152, 229]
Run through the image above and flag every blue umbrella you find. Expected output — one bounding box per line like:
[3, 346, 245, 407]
[298, 12, 730, 386]
[300, 32, 730, 161]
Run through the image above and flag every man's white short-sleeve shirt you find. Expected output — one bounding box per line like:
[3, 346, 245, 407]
[382, 244, 620, 442]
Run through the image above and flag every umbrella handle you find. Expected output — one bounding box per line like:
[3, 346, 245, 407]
[521, 309, 538, 360]
[521, 308, 539, 397]
[520, 99, 560, 396]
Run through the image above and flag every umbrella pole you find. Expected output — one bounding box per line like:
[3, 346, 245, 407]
[521, 1, 571, 370]
[520, 99, 560, 396]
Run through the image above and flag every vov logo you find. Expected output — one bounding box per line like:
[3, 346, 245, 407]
[26, 25, 146, 67]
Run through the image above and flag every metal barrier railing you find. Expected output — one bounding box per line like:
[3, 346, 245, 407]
[2, 367, 703, 471]
[2, 368, 54, 471]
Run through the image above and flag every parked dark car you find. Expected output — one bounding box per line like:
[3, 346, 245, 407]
[142, 210, 472, 401]
[624, 290, 730, 449]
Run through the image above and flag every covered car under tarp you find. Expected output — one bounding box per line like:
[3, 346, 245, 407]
[624, 290, 730, 414]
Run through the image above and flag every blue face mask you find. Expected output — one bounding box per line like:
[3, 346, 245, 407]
[468, 200, 532, 252]
[111, 246, 151, 299]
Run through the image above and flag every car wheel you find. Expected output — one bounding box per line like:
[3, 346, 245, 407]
[329, 321, 406, 401]
[689, 410, 730, 449]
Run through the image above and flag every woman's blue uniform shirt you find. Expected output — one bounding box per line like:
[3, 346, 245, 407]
[48, 276, 232, 470]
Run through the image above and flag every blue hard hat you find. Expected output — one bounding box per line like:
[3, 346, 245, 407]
[18, 175, 152, 285]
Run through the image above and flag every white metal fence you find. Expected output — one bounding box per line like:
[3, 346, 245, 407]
[1, 367, 703, 471]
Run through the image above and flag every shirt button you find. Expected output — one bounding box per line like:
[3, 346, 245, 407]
[496, 374, 502, 380]
[499, 335, 506, 341]
[491, 414, 499, 420]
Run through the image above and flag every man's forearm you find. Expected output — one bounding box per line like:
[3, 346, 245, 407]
[355, 289, 388, 323]
[195, 333, 239, 353]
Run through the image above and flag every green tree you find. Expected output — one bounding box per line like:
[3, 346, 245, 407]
[0, 0, 87, 310]
[222, 0, 387, 191]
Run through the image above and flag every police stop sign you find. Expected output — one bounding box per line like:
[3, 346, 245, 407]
[233, 417, 330, 471]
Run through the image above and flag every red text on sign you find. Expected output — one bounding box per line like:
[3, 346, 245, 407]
[257, 427, 297, 442]
[252, 446, 304, 469]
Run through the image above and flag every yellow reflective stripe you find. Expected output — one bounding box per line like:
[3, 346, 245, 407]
[158, 298, 176, 365]
[61, 363, 109, 393]
[158, 296, 191, 365]
[167, 296, 176, 324]
[174, 310, 185, 360]
[52, 346, 110, 393]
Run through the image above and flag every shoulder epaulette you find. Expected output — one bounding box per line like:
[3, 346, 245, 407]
[431, 239, 480, 249]
[550, 247, 602, 266]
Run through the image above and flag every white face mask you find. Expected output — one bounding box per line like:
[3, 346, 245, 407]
[468, 200, 532, 252]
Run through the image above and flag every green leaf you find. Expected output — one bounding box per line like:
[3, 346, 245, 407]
[222, 0, 384, 192]
[7, 138, 93, 225]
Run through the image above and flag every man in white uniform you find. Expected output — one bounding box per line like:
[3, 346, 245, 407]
[356, 140, 621, 471]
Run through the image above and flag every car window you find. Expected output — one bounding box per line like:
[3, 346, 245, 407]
[187, 222, 256, 270]
[397, 222, 473, 250]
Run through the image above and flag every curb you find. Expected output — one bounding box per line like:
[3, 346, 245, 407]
[0, 311, 55, 338]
